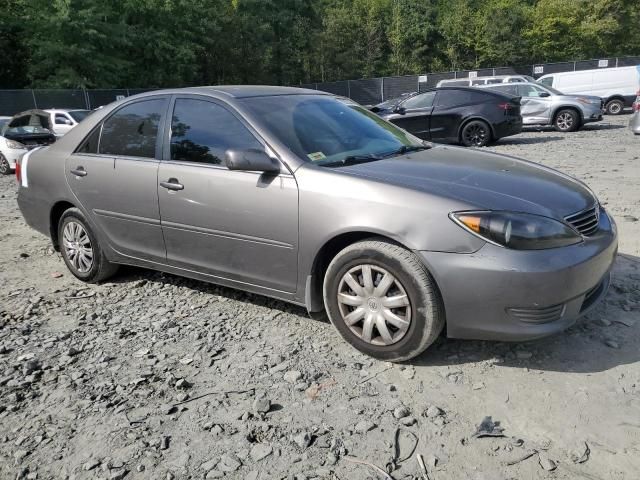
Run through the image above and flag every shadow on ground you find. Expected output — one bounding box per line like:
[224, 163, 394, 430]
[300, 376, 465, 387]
[106, 252, 639, 376]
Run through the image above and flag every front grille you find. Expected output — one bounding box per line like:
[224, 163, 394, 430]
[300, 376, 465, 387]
[508, 304, 565, 324]
[565, 205, 599, 236]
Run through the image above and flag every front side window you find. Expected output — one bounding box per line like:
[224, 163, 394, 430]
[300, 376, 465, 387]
[170, 99, 262, 165]
[518, 85, 545, 97]
[240, 95, 423, 166]
[55, 114, 70, 125]
[99, 99, 165, 158]
[402, 92, 436, 110]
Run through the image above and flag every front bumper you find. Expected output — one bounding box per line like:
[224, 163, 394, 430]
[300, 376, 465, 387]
[419, 209, 617, 341]
[581, 104, 604, 124]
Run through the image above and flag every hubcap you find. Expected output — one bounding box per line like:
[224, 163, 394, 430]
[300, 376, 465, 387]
[336, 264, 411, 346]
[62, 221, 94, 273]
[464, 124, 487, 146]
[557, 112, 574, 130]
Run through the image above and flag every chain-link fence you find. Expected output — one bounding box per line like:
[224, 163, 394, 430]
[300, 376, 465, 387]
[0, 88, 157, 116]
[1, 56, 639, 115]
[301, 55, 640, 105]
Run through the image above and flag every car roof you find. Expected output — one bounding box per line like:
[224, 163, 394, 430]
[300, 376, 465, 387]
[135, 85, 328, 100]
[12, 109, 50, 118]
[45, 108, 89, 113]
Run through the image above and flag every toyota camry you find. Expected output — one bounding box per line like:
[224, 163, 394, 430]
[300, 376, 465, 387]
[17, 86, 617, 361]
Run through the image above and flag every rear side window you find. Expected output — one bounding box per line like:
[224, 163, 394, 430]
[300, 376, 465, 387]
[489, 85, 518, 96]
[402, 92, 436, 110]
[436, 90, 484, 109]
[99, 99, 165, 158]
[170, 98, 262, 165]
[77, 127, 101, 154]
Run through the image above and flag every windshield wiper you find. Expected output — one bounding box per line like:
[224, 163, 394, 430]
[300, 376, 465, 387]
[379, 144, 432, 158]
[320, 154, 382, 168]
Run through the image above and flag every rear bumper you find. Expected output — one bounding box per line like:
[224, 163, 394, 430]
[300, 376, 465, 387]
[494, 117, 523, 139]
[419, 209, 617, 341]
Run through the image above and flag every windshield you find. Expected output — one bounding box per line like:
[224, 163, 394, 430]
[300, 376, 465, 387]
[240, 95, 424, 166]
[68, 110, 90, 122]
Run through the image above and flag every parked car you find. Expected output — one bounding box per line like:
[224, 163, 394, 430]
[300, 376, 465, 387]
[538, 65, 640, 115]
[630, 91, 640, 134]
[16, 87, 617, 361]
[436, 75, 535, 87]
[478, 82, 603, 132]
[0, 133, 28, 175]
[370, 87, 522, 147]
[2, 110, 57, 150]
[43, 109, 91, 137]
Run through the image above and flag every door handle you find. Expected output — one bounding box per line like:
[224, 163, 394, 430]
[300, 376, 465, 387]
[160, 178, 184, 191]
[70, 166, 87, 177]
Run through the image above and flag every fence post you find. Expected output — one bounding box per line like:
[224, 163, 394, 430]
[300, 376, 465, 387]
[615, 57, 618, 67]
[31, 89, 38, 109]
[347, 80, 351, 99]
[380, 78, 384, 102]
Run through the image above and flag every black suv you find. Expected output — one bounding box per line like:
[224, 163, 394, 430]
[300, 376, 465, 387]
[371, 87, 522, 147]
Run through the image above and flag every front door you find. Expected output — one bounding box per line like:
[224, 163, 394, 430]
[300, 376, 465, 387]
[387, 91, 436, 140]
[157, 96, 299, 293]
[65, 97, 169, 262]
[516, 84, 553, 123]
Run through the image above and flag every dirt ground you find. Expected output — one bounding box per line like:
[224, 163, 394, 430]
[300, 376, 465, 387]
[1, 114, 639, 480]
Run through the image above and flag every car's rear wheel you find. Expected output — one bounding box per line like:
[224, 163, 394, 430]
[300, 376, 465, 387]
[461, 120, 491, 147]
[323, 239, 444, 362]
[554, 109, 579, 132]
[0, 154, 11, 175]
[58, 208, 118, 283]
[605, 99, 624, 115]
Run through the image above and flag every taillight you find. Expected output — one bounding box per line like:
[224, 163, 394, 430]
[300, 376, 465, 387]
[633, 102, 640, 112]
[498, 102, 512, 110]
[15, 162, 21, 184]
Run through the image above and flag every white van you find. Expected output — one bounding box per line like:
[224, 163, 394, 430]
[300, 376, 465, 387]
[436, 75, 535, 87]
[538, 66, 640, 115]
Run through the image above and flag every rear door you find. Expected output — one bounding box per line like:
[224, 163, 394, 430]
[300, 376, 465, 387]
[65, 97, 169, 262]
[157, 95, 299, 293]
[429, 89, 483, 141]
[386, 92, 436, 140]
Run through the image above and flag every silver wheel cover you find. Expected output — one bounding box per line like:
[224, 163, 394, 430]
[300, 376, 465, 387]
[336, 264, 411, 346]
[62, 221, 94, 273]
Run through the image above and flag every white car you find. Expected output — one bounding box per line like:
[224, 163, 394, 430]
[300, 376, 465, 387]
[44, 109, 91, 137]
[436, 75, 536, 87]
[0, 135, 28, 175]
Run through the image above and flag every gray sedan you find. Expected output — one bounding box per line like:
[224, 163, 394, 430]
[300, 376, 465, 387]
[480, 82, 604, 132]
[17, 87, 617, 361]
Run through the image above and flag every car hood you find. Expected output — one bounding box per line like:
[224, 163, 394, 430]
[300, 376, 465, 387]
[339, 146, 596, 218]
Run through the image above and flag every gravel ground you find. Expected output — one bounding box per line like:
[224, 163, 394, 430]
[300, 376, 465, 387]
[0, 114, 639, 480]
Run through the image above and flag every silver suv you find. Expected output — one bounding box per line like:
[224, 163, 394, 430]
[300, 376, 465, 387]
[479, 82, 604, 132]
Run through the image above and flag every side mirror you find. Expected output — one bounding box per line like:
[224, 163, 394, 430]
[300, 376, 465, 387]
[224, 148, 280, 174]
[65, 119, 73, 125]
[539, 92, 551, 98]
[393, 106, 406, 115]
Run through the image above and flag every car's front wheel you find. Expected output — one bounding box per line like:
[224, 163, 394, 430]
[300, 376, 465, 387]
[0, 154, 11, 175]
[323, 239, 444, 362]
[460, 120, 491, 147]
[554, 109, 579, 132]
[58, 208, 118, 283]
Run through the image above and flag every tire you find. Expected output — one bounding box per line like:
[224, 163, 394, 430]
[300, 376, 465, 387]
[323, 239, 444, 362]
[58, 208, 118, 283]
[0, 154, 11, 175]
[553, 109, 579, 132]
[460, 120, 491, 147]
[605, 99, 624, 115]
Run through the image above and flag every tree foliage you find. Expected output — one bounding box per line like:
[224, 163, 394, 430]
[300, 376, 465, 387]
[1, 0, 639, 88]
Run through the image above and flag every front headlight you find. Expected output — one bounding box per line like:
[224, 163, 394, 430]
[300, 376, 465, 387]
[6, 139, 26, 150]
[577, 97, 599, 105]
[450, 211, 582, 250]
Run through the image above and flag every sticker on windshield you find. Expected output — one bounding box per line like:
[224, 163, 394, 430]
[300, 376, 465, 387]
[307, 151, 326, 162]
